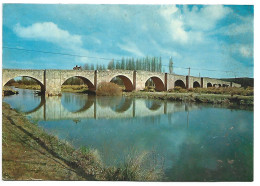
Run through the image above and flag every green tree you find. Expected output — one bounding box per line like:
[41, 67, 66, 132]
[121, 57, 126, 70]
[116, 61, 121, 69]
[108, 59, 115, 70]
[91, 64, 94, 70]
[83, 63, 90, 70]
[159, 57, 162, 72]
[169, 57, 173, 74]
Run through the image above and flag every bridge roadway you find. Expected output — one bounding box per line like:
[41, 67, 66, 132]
[26, 96, 201, 121]
[2, 69, 241, 96]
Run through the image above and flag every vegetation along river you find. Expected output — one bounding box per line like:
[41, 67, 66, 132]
[3, 87, 253, 181]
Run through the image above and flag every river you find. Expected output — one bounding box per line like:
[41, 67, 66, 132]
[3, 87, 253, 181]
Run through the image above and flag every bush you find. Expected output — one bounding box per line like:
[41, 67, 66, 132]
[104, 151, 164, 181]
[142, 86, 156, 92]
[96, 82, 122, 96]
[170, 86, 188, 93]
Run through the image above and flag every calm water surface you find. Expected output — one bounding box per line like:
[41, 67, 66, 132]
[3, 88, 253, 181]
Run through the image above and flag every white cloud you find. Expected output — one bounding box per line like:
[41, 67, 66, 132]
[183, 5, 232, 31]
[239, 45, 253, 58]
[212, 21, 253, 36]
[159, 5, 188, 44]
[159, 5, 231, 44]
[13, 22, 82, 49]
[13, 22, 93, 64]
[118, 40, 144, 57]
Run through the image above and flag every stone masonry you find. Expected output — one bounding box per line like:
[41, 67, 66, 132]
[2, 69, 241, 96]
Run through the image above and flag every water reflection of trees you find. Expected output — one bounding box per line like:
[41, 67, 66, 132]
[96, 96, 122, 108]
[145, 100, 162, 110]
[164, 129, 253, 181]
[110, 97, 133, 113]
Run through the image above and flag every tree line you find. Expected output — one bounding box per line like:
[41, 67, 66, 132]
[83, 56, 174, 73]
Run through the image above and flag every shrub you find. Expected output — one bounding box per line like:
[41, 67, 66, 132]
[96, 82, 122, 96]
[171, 86, 188, 93]
[104, 151, 164, 181]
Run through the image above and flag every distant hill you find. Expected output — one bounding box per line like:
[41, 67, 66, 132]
[220, 78, 254, 88]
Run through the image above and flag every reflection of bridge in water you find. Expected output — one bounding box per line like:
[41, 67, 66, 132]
[26, 95, 200, 121]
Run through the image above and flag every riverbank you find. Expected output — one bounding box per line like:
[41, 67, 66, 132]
[2, 102, 163, 181]
[123, 91, 254, 107]
[11, 84, 41, 90]
[2, 87, 19, 97]
[61, 85, 88, 93]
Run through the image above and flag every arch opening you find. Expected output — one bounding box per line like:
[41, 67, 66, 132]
[145, 76, 165, 92]
[4, 76, 45, 93]
[174, 80, 186, 89]
[193, 81, 200, 88]
[3, 76, 45, 114]
[62, 76, 95, 93]
[223, 84, 229, 87]
[207, 83, 212, 88]
[110, 75, 133, 92]
[213, 84, 221, 88]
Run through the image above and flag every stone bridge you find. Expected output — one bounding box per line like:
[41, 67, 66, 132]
[2, 69, 241, 95]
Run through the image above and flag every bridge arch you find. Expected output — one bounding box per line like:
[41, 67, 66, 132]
[3, 76, 45, 92]
[213, 84, 222, 88]
[174, 80, 186, 89]
[145, 76, 165, 91]
[193, 81, 200, 88]
[61, 76, 95, 92]
[207, 83, 212, 87]
[110, 75, 133, 92]
[223, 84, 229, 87]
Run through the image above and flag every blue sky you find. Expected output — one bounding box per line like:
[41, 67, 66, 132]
[2, 4, 254, 78]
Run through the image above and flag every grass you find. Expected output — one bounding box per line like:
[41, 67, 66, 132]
[61, 85, 88, 93]
[124, 90, 253, 107]
[132, 86, 253, 106]
[2, 102, 163, 181]
[168, 86, 253, 96]
[96, 82, 122, 96]
[12, 83, 42, 90]
[104, 150, 164, 181]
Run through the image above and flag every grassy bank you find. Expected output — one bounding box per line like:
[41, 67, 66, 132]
[2, 86, 19, 96]
[2, 102, 163, 181]
[124, 91, 253, 107]
[168, 86, 253, 96]
[12, 83, 41, 90]
[61, 85, 88, 93]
